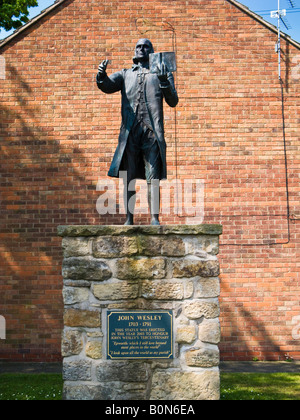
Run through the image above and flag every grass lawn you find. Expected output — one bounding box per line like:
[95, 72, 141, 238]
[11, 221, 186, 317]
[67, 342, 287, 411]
[0, 373, 63, 400]
[0, 372, 299, 400]
[221, 372, 300, 400]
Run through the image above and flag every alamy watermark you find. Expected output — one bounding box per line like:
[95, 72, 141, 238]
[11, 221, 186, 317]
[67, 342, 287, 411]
[0, 56, 5, 80]
[292, 55, 300, 81]
[292, 315, 300, 340]
[96, 172, 204, 224]
[0, 316, 6, 340]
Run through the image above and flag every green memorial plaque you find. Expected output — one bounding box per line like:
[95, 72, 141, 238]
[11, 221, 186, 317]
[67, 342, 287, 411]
[107, 311, 173, 360]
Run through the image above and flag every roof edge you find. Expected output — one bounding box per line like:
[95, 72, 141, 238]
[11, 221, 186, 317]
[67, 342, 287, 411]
[227, 0, 300, 50]
[1, 0, 300, 51]
[0, 0, 68, 50]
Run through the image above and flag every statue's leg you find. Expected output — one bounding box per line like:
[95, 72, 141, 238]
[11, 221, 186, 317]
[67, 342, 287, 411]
[124, 179, 136, 225]
[147, 179, 160, 226]
[143, 137, 162, 226]
[120, 124, 138, 226]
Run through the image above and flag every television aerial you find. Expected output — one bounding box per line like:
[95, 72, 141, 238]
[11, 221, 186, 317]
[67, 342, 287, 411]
[270, 0, 296, 79]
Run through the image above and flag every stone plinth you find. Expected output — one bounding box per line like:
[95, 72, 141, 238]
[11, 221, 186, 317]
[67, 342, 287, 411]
[58, 225, 222, 400]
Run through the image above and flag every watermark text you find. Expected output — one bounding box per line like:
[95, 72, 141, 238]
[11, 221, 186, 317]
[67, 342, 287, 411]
[0, 56, 5, 80]
[96, 173, 204, 224]
[292, 315, 300, 340]
[0, 316, 6, 340]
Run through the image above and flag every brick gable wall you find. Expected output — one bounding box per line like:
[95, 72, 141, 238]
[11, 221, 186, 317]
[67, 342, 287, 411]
[0, 0, 299, 361]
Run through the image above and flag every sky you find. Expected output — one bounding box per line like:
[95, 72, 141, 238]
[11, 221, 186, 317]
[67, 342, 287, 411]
[241, 0, 300, 42]
[0, 0, 299, 42]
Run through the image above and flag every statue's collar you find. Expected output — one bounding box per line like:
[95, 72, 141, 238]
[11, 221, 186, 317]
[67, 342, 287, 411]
[132, 61, 150, 72]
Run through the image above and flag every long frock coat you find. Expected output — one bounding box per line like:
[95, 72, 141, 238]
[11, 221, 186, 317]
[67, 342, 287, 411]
[96, 64, 178, 180]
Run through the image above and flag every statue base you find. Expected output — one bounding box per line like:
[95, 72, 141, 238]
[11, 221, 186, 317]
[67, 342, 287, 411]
[58, 224, 222, 400]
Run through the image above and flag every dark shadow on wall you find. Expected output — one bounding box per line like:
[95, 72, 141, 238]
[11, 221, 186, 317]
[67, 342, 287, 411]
[219, 278, 289, 361]
[0, 63, 120, 361]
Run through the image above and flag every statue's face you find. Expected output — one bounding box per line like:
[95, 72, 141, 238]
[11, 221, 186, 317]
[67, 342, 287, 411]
[135, 39, 153, 62]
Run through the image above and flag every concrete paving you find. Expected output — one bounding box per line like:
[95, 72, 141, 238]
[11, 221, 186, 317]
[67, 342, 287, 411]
[0, 361, 300, 374]
[0, 362, 62, 374]
[220, 361, 300, 373]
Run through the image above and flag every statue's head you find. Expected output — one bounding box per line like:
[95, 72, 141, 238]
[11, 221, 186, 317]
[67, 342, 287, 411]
[133, 38, 154, 63]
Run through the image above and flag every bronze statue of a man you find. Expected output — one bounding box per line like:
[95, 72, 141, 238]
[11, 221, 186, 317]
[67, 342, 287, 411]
[96, 39, 178, 225]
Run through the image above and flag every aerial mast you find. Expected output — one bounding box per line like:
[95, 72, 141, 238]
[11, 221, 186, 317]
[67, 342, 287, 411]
[271, 0, 295, 80]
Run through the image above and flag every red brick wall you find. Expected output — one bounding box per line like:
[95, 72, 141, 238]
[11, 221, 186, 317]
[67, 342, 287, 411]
[0, 0, 299, 361]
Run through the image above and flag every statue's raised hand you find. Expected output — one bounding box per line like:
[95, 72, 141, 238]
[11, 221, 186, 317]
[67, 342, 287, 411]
[98, 59, 110, 79]
[157, 63, 169, 84]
